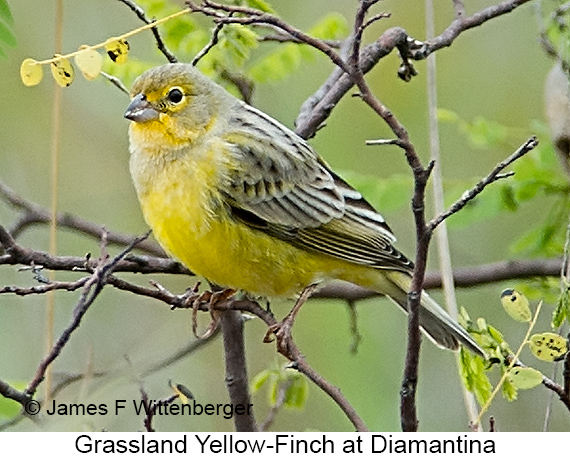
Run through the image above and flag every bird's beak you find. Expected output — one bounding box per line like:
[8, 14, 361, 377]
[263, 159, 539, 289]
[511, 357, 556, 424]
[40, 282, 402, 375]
[124, 93, 160, 123]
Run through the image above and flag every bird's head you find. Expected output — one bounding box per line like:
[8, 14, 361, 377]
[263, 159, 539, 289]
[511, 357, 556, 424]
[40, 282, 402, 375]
[125, 63, 226, 148]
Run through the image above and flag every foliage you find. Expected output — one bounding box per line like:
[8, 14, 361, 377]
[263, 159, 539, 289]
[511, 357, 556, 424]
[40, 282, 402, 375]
[459, 290, 569, 416]
[252, 365, 309, 410]
[0, 0, 15, 59]
[540, 0, 570, 63]
[248, 13, 347, 83]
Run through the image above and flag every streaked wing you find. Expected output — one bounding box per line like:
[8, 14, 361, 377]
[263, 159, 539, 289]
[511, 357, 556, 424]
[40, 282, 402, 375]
[221, 103, 413, 273]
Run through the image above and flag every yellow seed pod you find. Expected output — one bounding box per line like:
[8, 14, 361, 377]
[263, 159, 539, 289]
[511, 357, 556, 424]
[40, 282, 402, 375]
[50, 54, 74, 87]
[507, 366, 543, 390]
[74, 46, 103, 80]
[500, 289, 532, 323]
[529, 332, 569, 362]
[20, 58, 43, 86]
[105, 38, 129, 65]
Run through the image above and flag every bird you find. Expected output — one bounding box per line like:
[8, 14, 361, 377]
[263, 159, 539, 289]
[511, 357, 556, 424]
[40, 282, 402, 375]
[124, 62, 485, 357]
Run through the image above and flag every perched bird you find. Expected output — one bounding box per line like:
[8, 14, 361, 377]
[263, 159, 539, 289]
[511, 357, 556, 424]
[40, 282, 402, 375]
[125, 63, 484, 357]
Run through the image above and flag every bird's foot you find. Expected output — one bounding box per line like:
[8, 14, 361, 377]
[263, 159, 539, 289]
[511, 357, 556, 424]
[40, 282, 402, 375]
[263, 284, 318, 359]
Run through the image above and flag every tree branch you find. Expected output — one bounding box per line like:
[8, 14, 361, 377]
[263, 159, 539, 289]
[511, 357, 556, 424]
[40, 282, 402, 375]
[413, 0, 535, 59]
[220, 309, 257, 432]
[429, 137, 539, 231]
[116, 0, 178, 63]
[24, 232, 149, 397]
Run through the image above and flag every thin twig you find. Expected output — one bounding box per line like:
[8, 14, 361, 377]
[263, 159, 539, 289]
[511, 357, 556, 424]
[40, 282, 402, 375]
[191, 21, 225, 66]
[24, 232, 149, 397]
[413, 0, 535, 59]
[116, 0, 178, 63]
[258, 378, 291, 432]
[452, 0, 466, 19]
[475, 301, 544, 427]
[429, 136, 539, 232]
[100, 71, 130, 95]
[187, 0, 350, 74]
[0, 277, 90, 295]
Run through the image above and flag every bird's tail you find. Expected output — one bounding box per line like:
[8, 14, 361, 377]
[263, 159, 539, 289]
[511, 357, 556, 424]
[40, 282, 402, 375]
[381, 271, 486, 358]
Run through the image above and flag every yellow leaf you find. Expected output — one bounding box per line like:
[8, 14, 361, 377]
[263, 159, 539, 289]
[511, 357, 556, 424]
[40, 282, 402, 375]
[105, 38, 129, 65]
[169, 380, 193, 405]
[529, 332, 568, 362]
[500, 289, 531, 323]
[507, 367, 543, 390]
[20, 58, 43, 86]
[74, 46, 103, 80]
[50, 55, 74, 87]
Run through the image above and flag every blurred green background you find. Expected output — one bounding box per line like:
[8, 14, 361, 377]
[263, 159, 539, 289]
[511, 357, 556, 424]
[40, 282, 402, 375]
[1, 0, 568, 432]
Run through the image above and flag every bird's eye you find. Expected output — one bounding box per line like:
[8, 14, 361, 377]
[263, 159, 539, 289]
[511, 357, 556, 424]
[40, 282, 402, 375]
[167, 87, 184, 104]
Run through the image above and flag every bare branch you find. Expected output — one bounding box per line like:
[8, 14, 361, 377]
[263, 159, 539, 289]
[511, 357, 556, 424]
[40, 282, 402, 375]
[452, 0, 466, 19]
[187, 0, 349, 74]
[295, 26, 411, 139]
[259, 33, 340, 48]
[191, 21, 225, 66]
[100, 71, 130, 95]
[542, 374, 570, 411]
[414, 0, 534, 59]
[0, 379, 36, 416]
[0, 277, 89, 296]
[429, 136, 539, 232]
[24, 233, 150, 397]
[0, 180, 165, 257]
[220, 309, 257, 432]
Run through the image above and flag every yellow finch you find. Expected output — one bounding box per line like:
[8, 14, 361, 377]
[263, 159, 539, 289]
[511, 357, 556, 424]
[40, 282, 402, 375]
[125, 63, 484, 357]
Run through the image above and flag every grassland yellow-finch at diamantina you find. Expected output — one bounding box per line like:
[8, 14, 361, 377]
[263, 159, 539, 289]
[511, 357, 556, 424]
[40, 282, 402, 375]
[124, 63, 484, 357]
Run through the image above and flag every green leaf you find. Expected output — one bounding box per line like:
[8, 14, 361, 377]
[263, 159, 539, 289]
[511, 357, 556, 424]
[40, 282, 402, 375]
[508, 367, 543, 390]
[0, 381, 26, 419]
[529, 332, 569, 362]
[0, 11, 16, 50]
[502, 372, 518, 401]
[251, 369, 275, 392]
[0, 396, 20, 419]
[462, 116, 509, 149]
[249, 43, 304, 83]
[0, 0, 13, 25]
[268, 376, 280, 406]
[219, 24, 259, 68]
[243, 0, 275, 13]
[308, 12, 348, 40]
[283, 374, 309, 409]
[500, 288, 532, 323]
[458, 348, 493, 405]
[248, 13, 347, 84]
[510, 223, 563, 257]
[553, 286, 570, 328]
[437, 108, 460, 123]
[500, 184, 518, 212]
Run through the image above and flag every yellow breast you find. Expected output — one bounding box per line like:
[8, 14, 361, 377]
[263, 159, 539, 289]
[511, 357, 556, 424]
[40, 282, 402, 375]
[129, 124, 357, 298]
